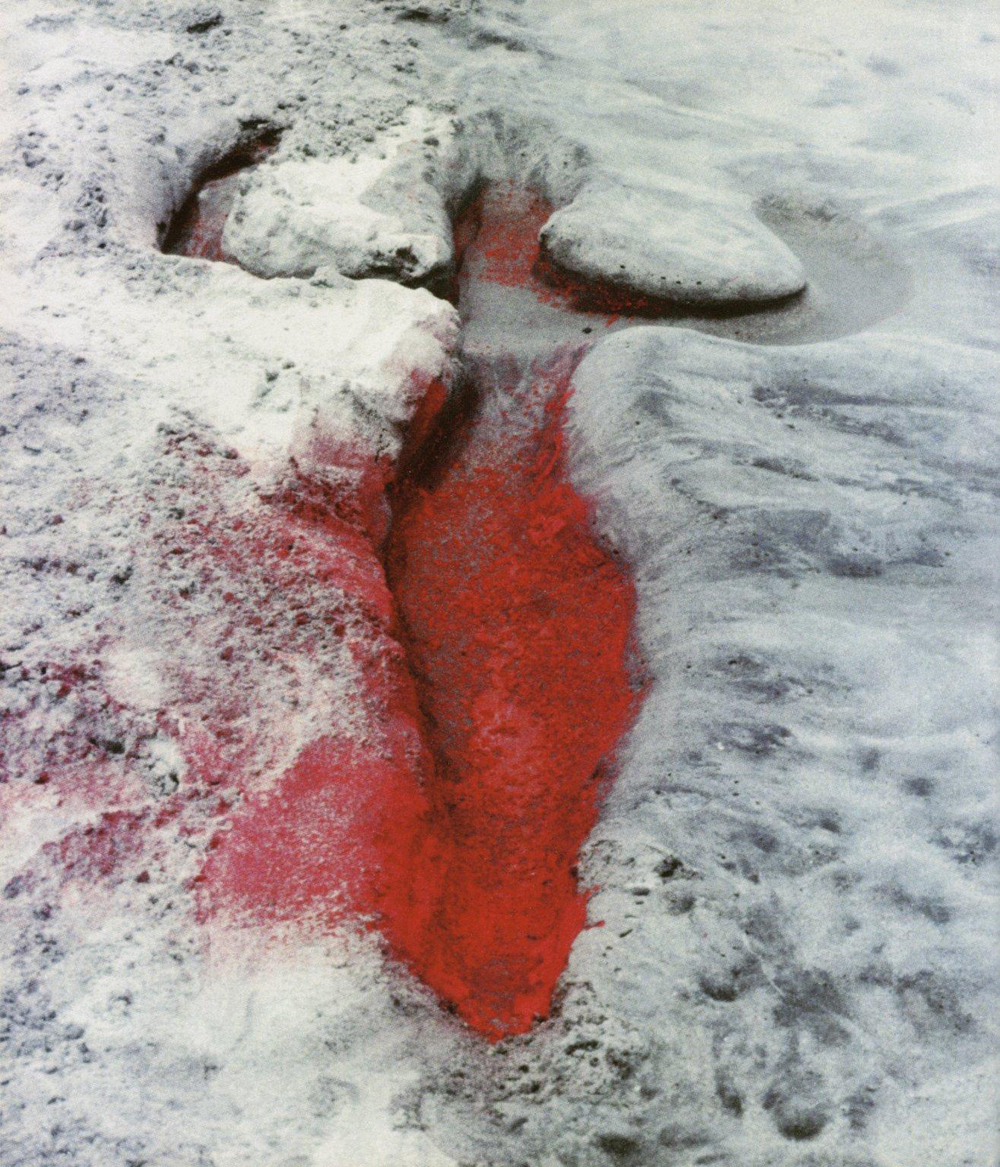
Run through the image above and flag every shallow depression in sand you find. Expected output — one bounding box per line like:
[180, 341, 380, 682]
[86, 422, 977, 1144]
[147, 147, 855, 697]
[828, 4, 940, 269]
[745, 199, 913, 344]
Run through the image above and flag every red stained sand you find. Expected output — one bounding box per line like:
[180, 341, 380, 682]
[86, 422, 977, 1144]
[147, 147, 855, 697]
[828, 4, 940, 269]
[454, 181, 668, 318]
[382, 184, 646, 1036]
[199, 737, 439, 941]
[456, 184, 563, 297]
[49, 810, 149, 884]
[169, 172, 646, 1040]
[163, 136, 277, 263]
[166, 430, 441, 961]
[385, 351, 641, 1038]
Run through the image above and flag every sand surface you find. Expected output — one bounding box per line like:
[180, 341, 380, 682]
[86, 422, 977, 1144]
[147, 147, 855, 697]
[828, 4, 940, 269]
[1, 1, 997, 1164]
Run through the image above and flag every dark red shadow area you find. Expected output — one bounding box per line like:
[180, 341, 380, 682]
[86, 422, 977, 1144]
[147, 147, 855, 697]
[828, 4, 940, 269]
[165, 174, 647, 1040]
[162, 133, 278, 262]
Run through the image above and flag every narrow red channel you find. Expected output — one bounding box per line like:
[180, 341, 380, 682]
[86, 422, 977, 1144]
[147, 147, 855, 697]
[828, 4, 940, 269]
[183, 176, 646, 1039]
[381, 184, 648, 1037]
[385, 364, 640, 1038]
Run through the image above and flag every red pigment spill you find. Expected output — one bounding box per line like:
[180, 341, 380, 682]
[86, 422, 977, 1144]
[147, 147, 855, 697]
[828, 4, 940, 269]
[48, 810, 149, 884]
[182, 412, 446, 961]
[0, 657, 131, 805]
[384, 352, 642, 1039]
[381, 184, 647, 1037]
[175, 177, 646, 1041]
[454, 180, 673, 319]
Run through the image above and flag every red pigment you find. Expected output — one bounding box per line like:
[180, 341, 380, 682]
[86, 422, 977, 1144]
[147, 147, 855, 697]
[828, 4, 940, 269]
[48, 810, 149, 884]
[190, 433, 445, 985]
[455, 181, 670, 318]
[199, 738, 439, 940]
[180, 407, 446, 961]
[0, 657, 131, 806]
[390, 186, 644, 1038]
[385, 350, 641, 1039]
[176, 177, 645, 1041]
[163, 136, 277, 263]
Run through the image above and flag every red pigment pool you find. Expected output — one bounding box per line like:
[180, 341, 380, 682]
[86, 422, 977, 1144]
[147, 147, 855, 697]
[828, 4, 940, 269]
[385, 356, 641, 1039]
[180, 176, 648, 1040]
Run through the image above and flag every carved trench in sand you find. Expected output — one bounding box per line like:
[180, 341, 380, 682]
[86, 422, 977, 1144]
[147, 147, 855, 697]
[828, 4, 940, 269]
[165, 149, 659, 1039]
[162, 142, 905, 1039]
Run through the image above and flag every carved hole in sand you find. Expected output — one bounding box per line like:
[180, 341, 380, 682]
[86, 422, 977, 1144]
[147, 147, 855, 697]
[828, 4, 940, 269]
[161, 130, 280, 262]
